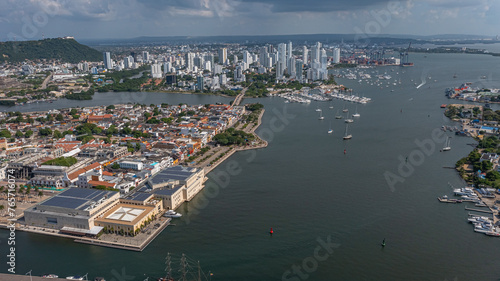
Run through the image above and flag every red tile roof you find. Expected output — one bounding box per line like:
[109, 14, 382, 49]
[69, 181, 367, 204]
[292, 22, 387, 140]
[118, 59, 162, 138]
[67, 162, 101, 181]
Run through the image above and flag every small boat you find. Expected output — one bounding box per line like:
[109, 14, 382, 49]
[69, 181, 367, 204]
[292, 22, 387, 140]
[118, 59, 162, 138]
[164, 210, 182, 218]
[66, 276, 84, 280]
[335, 109, 343, 119]
[442, 137, 451, 151]
[343, 124, 352, 140]
[42, 274, 59, 278]
[352, 105, 360, 118]
[318, 110, 324, 120]
[315, 108, 322, 112]
[344, 111, 353, 123]
[381, 238, 386, 247]
[328, 122, 333, 134]
[486, 231, 500, 237]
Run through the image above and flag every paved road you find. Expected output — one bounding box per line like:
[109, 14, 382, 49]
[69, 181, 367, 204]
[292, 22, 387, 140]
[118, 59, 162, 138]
[40, 72, 52, 90]
[232, 84, 251, 106]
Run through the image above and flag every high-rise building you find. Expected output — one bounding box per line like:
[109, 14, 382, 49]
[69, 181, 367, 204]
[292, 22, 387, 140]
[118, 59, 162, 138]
[213, 64, 223, 75]
[151, 64, 163, 78]
[311, 42, 321, 64]
[163, 62, 172, 73]
[287, 41, 293, 69]
[165, 74, 177, 85]
[320, 48, 328, 70]
[220, 73, 227, 85]
[142, 51, 150, 62]
[288, 57, 296, 78]
[233, 55, 238, 64]
[277, 43, 287, 78]
[218, 48, 227, 64]
[243, 50, 252, 65]
[83, 62, 89, 72]
[204, 54, 214, 70]
[259, 46, 268, 67]
[185, 52, 195, 71]
[302, 46, 308, 65]
[276, 61, 284, 80]
[203, 60, 211, 71]
[194, 56, 203, 68]
[295, 59, 303, 81]
[197, 76, 204, 91]
[332, 48, 341, 64]
[103, 52, 112, 70]
[124, 56, 134, 69]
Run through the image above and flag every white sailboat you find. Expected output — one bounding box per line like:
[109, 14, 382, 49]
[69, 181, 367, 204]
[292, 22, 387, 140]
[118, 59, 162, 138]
[342, 104, 348, 113]
[318, 110, 324, 120]
[328, 122, 333, 134]
[343, 124, 352, 140]
[442, 137, 451, 151]
[345, 110, 354, 123]
[352, 105, 360, 117]
[335, 109, 343, 119]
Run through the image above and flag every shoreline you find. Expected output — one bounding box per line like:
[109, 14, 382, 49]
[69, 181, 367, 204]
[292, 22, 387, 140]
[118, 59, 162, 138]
[0, 213, 172, 252]
[203, 108, 267, 175]
[442, 104, 500, 237]
[0, 100, 268, 251]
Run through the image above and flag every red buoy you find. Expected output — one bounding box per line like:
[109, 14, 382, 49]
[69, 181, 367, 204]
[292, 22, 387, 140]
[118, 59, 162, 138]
[344, 149, 346, 154]
[270, 228, 273, 235]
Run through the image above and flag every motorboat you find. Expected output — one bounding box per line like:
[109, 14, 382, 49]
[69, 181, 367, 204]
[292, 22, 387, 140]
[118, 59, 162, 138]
[66, 276, 84, 280]
[164, 210, 182, 218]
[42, 274, 59, 278]
[442, 137, 451, 151]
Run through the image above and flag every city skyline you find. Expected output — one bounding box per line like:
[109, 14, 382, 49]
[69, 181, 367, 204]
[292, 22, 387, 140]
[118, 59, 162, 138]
[1, 0, 499, 41]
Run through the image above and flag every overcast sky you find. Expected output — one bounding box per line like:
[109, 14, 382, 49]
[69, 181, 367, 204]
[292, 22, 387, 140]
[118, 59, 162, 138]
[1, 0, 499, 41]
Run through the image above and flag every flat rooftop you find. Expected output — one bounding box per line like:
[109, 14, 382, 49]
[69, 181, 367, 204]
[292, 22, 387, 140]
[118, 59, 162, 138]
[95, 203, 156, 226]
[149, 165, 199, 185]
[39, 188, 118, 211]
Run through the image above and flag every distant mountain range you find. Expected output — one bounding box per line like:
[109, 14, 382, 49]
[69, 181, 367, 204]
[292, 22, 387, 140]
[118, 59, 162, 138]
[79, 33, 499, 47]
[0, 38, 102, 63]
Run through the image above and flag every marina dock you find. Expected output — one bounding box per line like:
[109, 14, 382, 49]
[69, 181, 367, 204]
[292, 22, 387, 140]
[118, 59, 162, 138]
[465, 207, 494, 214]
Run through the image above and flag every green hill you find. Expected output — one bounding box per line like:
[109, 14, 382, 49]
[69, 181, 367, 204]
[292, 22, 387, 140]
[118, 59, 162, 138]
[0, 38, 102, 63]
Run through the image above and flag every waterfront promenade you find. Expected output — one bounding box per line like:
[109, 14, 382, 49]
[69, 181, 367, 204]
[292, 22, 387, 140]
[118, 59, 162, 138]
[1, 212, 171, 252]
[200, 108, 268, 174]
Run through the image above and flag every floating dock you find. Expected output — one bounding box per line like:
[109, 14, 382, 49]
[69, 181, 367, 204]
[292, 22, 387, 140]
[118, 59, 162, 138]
[465, 207, 493, 214]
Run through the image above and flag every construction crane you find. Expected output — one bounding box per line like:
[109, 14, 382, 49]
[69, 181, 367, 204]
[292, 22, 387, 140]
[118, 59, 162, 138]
[400, 42, 413, 66]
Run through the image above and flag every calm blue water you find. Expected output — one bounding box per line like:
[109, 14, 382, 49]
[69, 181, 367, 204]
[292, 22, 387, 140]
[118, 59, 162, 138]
[2, 52, 500, 280]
